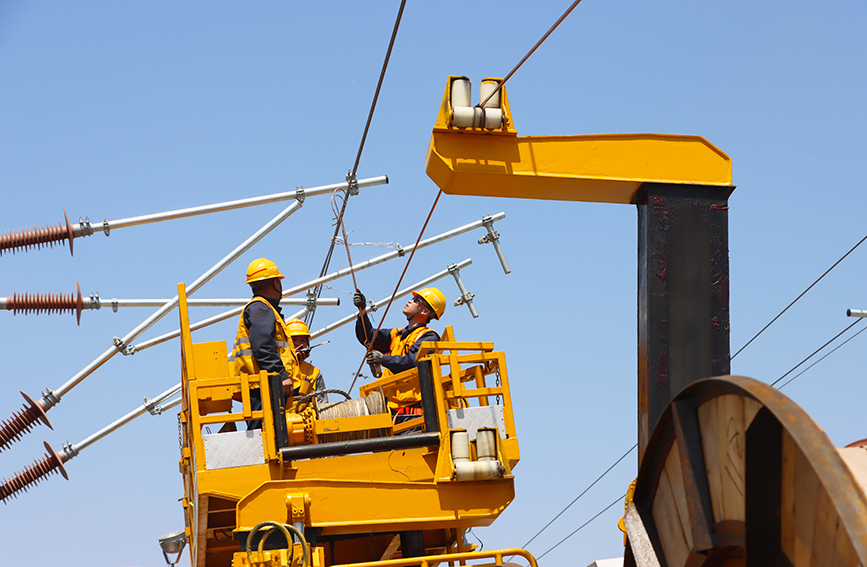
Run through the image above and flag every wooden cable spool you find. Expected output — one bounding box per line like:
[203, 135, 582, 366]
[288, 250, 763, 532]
[627, 375, 867, 567]
[317, 391, 390, 443]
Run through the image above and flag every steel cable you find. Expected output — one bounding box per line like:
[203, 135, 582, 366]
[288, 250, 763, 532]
[516, 443, 636, 553]
[305, 0, 407, 330]
[478, 0, 584, 109]
[348, 189, 444, 394]
[732, 232, 867, 360]
[771, 318, 865, 388]
[777, 322, 867, 390]
[535, 494, 626, 561]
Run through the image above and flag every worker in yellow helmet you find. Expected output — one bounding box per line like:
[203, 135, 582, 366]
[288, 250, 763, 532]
[353, 287, 445, 421]
[229, 258, 297, 432]
[286, 318, 329, 405]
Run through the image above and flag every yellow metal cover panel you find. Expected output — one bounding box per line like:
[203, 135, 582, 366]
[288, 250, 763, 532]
[427, 131, 733, 204]
[313, 413, 393, 435]
[237, 478, 515, 534]
[192, 341, 229, 379]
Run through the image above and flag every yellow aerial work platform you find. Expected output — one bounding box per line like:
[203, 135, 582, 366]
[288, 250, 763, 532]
[174, 283, 531, 567]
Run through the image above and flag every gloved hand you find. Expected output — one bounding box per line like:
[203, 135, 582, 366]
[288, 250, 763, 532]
[353, 290, 366, 308]
[366, 350, 383, 365]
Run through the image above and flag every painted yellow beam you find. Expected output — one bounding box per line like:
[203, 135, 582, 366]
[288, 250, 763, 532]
[425, 77, 733, 204]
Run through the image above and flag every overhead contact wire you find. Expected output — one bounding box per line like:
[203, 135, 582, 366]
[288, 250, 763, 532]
[770, 318, 864, 388]
[348, 188, 443, 394]
[478, 0, 584, 109]
[778, 322, 867, 390]
[535, 494, 626, 561]
[732, 232, 867, 360]
[306, 0, 407, 330]
[514, 443, 636, 556]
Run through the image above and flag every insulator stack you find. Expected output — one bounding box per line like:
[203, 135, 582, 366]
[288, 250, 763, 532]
[0, 442, 68, 503]
[3, 282, 84, 324]
[0, 392, 52, 453]
[0, 209, 75, 256]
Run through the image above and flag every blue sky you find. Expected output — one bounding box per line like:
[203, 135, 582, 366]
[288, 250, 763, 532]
[1, 2, 866, 566]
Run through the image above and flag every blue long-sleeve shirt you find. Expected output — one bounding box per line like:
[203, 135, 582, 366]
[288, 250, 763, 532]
[355, 312, 439, 374]
[243, 295, 290, 383]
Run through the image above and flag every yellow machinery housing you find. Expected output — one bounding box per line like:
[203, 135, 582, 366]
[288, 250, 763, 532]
[175, 283, 531, 567]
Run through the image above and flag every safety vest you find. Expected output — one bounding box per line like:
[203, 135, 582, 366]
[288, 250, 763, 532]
[295, 360, 320, 397]
[229, 297, 298, 387]
[381, 326, 439, 407]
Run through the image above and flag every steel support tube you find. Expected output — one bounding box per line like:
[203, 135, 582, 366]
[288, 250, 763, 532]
[80, 175, 387, 234]
[281, 432, 440, 461]
[847, 309, 867, 318]
[482, 216, 511, 275]
[63, 383, 182, 458]
[310, 258, 473, 339]
[82, 297, 339, 309]
[448, 263, 478, 318]
[132, 213, 501, 351]
[50, 199, 303, 401]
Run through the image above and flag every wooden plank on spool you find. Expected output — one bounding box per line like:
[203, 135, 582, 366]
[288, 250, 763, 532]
[665, 441, 694, 551]
[809, 485, 839, 567]
[652, 457, 690, 567]
[717, 394, 746, 522]
[781, 430, 797, 562]
[742, 396, 762, 431]
[829, 517, 859, 567]
[698, 397, 724, 524]
[792, 444, 821, 567]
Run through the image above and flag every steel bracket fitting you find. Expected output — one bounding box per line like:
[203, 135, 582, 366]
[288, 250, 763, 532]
[346, 171, 359, 196]
[295, 186, 306, 204]
[113, 336, 137, 356]
[448, 263, 479, 318]
[102, 219, 110, 236]
[88, 292, 101, 311]
[479, 215, 512, 275]
[62, 441, 79, 461]
[41, 388, 60, 409]
[79, 216, 94, 237]
[395, 244, 406, 257]
[144, 396, 165, 416]
[305, 289, 317, 316]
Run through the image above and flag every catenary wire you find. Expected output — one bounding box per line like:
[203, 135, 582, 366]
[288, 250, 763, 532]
[521, 237, 867, 562]
[348, 188, 444, 394]
[306, 0, 407, 330]
[348, 0, 587, 389]
[478, 0, 584, 109]
[524, 321, 867, 564]
[773, 318, 865, 389]
[732, 232, 867, 359]
[534, 494, 626, 562]
[515, 443, 636, 554]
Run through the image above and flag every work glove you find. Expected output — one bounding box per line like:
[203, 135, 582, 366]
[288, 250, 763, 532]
[366, 350, 383, 365]
[353, 290, 366, 308]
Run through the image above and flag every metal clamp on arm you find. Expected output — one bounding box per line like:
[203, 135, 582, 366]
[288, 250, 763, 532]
[479, 215, 511, 274]
[346, 171, 359, 196]
[448, 263, 479, 318]
[113, 336, 137, 356]
[77, 217, 94, 238]
[295, 186, 305, 205]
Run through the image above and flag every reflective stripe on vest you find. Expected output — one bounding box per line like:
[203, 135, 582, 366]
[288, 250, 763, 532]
[230, 297, 298, 385]
[381, 326, 439, 407]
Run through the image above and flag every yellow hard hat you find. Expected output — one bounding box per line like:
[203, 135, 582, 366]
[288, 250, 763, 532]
[286, 318, 310, 337]
[413, 287, 446, 320]
[245, 258, 284, 284]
